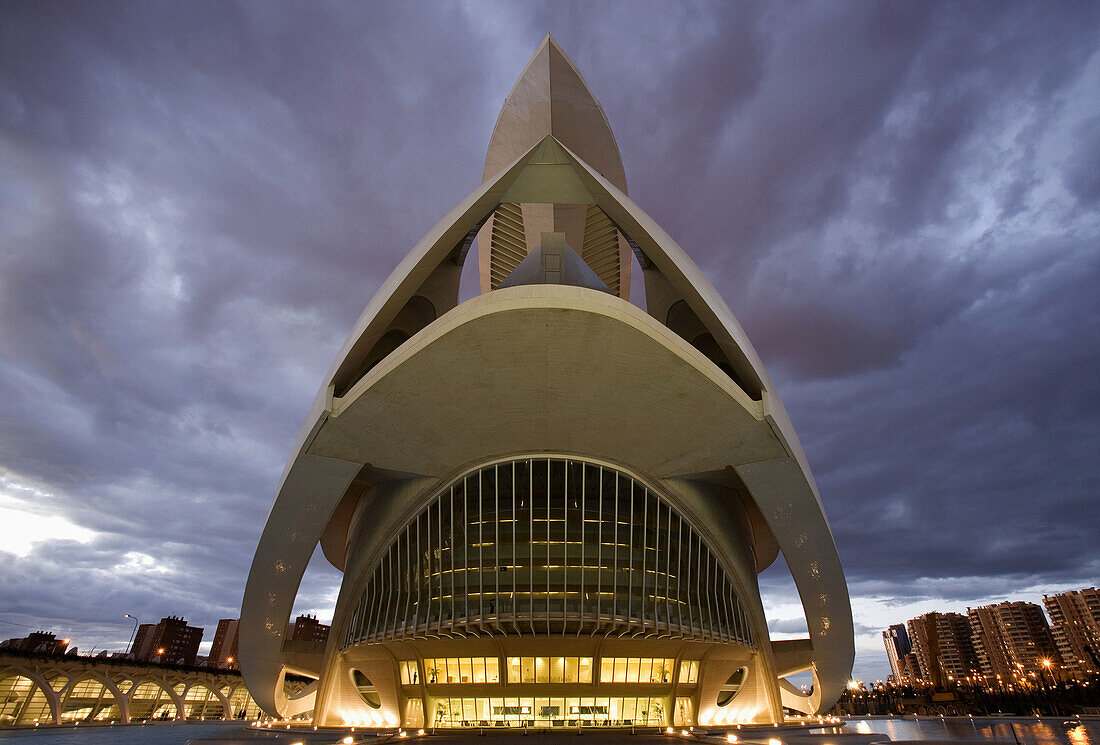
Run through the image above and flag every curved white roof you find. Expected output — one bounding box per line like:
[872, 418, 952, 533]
[239, 38, 853, 722]
[483, 34, 627, 193]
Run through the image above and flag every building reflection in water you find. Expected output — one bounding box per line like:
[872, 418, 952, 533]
[840, 718, 1097, 745]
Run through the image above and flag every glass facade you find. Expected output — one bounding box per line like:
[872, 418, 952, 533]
[59, 678, 123, 722]
[599, 658, 674, 683]
[397, 655, 705, 689]
[129, 681, 178, 721]
[674, 696, 694, 726]
[181, 684, 224, 720]
[433, 697, 667, 727]
[344, 458, 753, 645]
[404, 697, 423, 727]
[423, 657, 500, 684]
[506, 657, 591, 683]
[0, 675, 54, 725]
[228, 686, 263, 719]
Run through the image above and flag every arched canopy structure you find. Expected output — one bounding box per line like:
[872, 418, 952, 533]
[241, 35, 852, 727]
[0, 654, 268, 725]
[58, 672, 126, 723]
[0, 669, 58, 725]
[182, 682, 229, 720]
[127, 679, 182, 721]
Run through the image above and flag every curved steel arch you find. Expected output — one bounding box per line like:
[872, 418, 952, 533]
[58, 670, 129, 722]
[126, 677, 183, 721]
[0, 665, 61, 725]
[182, 680, 231, 720]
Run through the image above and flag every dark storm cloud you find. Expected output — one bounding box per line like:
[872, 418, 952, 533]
[1, 1, 1098, 679]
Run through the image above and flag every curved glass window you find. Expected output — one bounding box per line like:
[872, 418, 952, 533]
[343, 458, 753, 646]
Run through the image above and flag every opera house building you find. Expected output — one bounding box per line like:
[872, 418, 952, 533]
[240, 36, 853, 729]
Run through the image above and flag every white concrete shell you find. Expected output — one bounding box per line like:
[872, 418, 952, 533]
[240, 38, 852, 726]
[477, 36, 631, 298]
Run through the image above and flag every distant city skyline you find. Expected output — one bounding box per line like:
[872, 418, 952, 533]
[878, 587, 1100, 687]
[1, 1, 1099, 688]
[7, 583, 1093, 691]
[1, 613, 328, 672]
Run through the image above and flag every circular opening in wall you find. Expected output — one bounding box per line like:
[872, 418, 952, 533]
[716, 668, 746, 707]
[351, 669, 380, 708]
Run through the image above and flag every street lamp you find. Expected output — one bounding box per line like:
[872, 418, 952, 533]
[124, 614, 139, 656]
[1040, 659, 1053, 687]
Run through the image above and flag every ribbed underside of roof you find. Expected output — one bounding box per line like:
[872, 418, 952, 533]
[582, 205, 621, 297]
[488, 203, 526, 290]
[488, 203, 624, 296]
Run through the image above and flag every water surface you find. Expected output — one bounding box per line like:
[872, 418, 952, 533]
[0, 718, 1095, 745]
[838, 717, 1099, 745]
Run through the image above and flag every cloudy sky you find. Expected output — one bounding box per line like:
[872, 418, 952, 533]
[1, 2, 1098, 683]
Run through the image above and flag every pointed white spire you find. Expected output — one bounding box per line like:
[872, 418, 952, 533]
[483, 34, 627, 194]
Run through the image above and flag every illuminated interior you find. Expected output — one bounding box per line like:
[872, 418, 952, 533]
[430, 697, 668, 727]
[344, 459, 753, 645]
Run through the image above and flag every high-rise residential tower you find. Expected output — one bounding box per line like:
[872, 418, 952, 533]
[968, 601, 1060, 685]
[132, 616, 203, 666]
[287, 615, 330, 645]
[240, 35, 853, 729]
[209, 619, 239, 669]
[883, 624, 912, 682]
[1043, 588, 1100, 680]
[907, 612, 981, 687]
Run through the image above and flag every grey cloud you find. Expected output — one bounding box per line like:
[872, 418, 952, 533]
[768, 618, 810, 635]
[1064, 117, 1100, 206]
